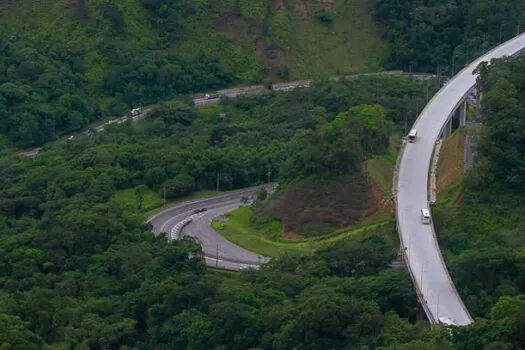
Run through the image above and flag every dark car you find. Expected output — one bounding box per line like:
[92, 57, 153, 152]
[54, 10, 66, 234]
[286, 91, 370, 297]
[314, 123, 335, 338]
[193, 208, 208, 214]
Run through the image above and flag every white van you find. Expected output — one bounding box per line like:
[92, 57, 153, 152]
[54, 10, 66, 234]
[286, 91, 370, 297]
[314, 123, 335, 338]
[408, 129, 418, 143]
[421, 208, 431, 224]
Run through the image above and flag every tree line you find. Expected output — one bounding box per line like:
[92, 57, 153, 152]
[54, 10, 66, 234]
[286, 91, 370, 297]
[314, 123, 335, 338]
[0, 77, 452, 348]
[1, 68, 522, 348]
[374, 0, 525, 74]
[0, 0, 247, 148]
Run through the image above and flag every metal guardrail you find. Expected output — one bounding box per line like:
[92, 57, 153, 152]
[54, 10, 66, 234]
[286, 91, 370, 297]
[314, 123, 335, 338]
[169, 214, 201, 240]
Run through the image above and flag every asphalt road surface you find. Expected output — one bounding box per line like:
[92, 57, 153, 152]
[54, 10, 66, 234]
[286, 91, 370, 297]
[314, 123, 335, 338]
[397, 32, 525, 326]
[148, 185, 274, 271]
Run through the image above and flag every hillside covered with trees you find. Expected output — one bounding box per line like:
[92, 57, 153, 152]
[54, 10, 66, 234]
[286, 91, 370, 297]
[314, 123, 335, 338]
[4, 0, 525, 348]
[374, 0, 525, 74]
[0, 0, 384, 148]
[1, 76, 445, 349]
[1, 67, 523, 347]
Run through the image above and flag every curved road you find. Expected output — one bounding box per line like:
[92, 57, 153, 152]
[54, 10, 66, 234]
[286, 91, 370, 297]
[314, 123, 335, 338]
[148, 186, 272, 271]
[397, 33, 525, 325]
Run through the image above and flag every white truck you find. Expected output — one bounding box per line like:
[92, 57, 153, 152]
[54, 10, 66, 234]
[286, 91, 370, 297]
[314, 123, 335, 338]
[130, 107, 142, 116]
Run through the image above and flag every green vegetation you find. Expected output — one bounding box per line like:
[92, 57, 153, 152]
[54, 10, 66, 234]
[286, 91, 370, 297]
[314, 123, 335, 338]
[436, 129, 465, 195]
[375, 0, 525, 74]
[212, 206, 391, 257]
[8, 0, 524, 343]
[256, 79, 438, 234]
[261, 174, 373, 235]
[110, 187, 162, 212]
[281, 0, 387, 77]
[366, 156, 394, 194]
[366, 134, 400, 195]
[212, 207, 307, 256]
[0, 75, 457, 348]
[209, 101, 399, 262]
[0, 0, 386, 148]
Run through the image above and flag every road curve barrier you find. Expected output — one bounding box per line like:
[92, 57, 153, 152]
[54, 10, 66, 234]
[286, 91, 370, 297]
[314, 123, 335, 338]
[169, 213, 203, 241]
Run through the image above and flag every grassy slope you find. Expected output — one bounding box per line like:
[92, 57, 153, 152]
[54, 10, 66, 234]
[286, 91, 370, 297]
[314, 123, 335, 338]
[0, 0, 159, 96]
[436, 129, 465, 195]
[212, 206, 391, 257]
[288, 0, 386, 78]
[0, 0, 386, 83]
[365, 134, 401, 196]
[183, 0, 387, 79]
[260, 174, 373, 236]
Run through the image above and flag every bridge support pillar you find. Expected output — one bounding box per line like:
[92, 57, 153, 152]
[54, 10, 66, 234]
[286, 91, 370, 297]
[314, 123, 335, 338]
[459, 100, 467, 127]
[441, 118, 452, 139]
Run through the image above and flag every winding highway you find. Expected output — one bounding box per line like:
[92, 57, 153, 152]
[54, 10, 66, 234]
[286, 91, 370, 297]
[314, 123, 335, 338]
[148, 186, 273, 271]
[397, 33, 525, 326]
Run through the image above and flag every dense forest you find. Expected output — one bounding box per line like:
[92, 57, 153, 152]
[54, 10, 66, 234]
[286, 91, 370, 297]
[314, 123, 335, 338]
[1, 70, 522, 348]
[0, 0, 384, 148]
[375, 0, 525, 73]
[0, 77, 450, 349]
[0, 1, 236, 148]
[4, 0, 525, 147]
[3, 0, 525, 348]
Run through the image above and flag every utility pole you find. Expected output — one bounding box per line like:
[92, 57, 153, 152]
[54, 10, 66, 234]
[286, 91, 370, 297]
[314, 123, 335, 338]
[163, 185, 166, 205]
[216, 172, 220, 192]
[518, 19, 521, 35]
[499, 23, 503, 43]
[267, 164, 272, 183]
